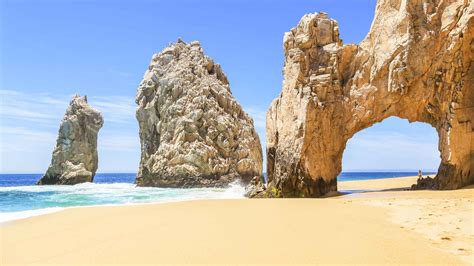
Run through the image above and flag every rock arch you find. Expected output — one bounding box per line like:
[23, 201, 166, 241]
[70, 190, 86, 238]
[262, 0, 473, 197]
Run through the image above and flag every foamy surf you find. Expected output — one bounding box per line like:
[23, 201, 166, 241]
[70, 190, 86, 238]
[0, 207, 64, 223]
[0, 181, 246, 223]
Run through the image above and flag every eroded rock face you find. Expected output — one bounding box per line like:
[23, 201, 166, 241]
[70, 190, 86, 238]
[38, 95, 103, 185]
[261, 0, 473, 197]
[135, 39, 262, 187]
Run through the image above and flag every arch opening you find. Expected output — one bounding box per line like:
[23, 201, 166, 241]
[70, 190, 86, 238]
[338, 117, 440, 191]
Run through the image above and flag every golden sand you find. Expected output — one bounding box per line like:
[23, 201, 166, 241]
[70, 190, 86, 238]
[1, 176, 472, 265]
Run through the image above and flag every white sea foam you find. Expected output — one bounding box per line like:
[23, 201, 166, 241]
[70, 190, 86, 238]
[0, 181, 246, 223]
[0, 207, 64, 223]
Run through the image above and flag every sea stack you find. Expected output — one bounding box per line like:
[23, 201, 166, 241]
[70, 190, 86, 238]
[258, 0, 473, 197]
[135, 39, 263, 187]
[37, 95, 103, 185]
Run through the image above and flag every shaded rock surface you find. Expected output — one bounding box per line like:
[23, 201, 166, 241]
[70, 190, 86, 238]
[38, 95, 103, 185]
[135, 39, 263, 187]
[259, 0, 473, 197]
[244, 175, 267, 197]
[411, 176, 439, 190]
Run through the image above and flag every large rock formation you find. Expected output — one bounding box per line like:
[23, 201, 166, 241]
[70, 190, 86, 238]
[38, 95, 103, 185]
[135, 39, 263, 187]
[261, 0, 473, 197]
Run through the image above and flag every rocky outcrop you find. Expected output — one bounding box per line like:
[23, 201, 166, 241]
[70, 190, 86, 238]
[259, 0, 473, 197]
[411, 176, 438, 190]
[38, 95, 103, 185]
[135, 39, 263, 187]
[244, 175, 267, 197]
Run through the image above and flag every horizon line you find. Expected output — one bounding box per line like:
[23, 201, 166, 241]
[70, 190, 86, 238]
[0, 170, 439, 175]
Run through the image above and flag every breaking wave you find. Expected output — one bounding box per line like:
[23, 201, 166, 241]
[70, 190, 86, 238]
[0, 181, 246, 223]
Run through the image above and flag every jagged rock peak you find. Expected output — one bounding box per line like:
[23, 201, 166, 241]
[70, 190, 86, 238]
[37, 94, 104, 185]
[283, 12, 342, 52]
[135, 39, 263, 188]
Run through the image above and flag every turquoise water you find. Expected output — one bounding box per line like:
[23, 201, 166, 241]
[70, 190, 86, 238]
[0, 173, 245, 222]
[0, 172, 435, 222]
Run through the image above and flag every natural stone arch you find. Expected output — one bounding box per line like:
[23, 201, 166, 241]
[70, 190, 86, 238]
[260, 0, 473, 198]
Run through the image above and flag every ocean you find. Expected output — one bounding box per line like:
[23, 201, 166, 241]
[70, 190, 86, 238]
[0, 172, 434, 223]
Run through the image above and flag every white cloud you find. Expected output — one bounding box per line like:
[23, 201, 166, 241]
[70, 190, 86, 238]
[89, 96, 137, 124]
[0, 90, 137, 126]
[99, 134, 140, 152]
[1, 126, 56, 140]
[0, 126, 56, 152]
[106, 68, 134, 78]
[0, 90, 140, 173]
[245, 106, 266, 132]
[244, 106, 268, 168]
[343, 130, 440, 171]
[0, 90, 68, 125]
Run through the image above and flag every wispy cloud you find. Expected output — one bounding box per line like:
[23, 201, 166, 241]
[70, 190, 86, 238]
[106, 68, 134, 78]
[0, 126, 57, 152]
[347, 131, 438, 150]
[0, 90, 137, 125]
[1, 126, 56, 140]
[244, 106, 268, 166]
[343, 130, 440, 171]
[245, 106, 266, 132]
[0, 90, 140, 172]
[0, 90, 68, 125]
[100, 134, 140, 152]
[89, 96, 136, 124]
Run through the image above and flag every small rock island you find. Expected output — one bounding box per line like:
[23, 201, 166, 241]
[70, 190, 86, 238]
[135, 39, 263, 187]
[37, 95, 103, 185]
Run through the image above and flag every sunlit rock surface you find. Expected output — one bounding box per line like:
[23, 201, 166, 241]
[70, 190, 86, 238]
[135, 39, 263, 187]
[259, 0, 473, 197]
[38, 95, 103, 185]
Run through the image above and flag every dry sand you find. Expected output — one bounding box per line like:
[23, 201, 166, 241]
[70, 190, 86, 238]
[1, 176, 472, 265]
[340, 176, 474, 265]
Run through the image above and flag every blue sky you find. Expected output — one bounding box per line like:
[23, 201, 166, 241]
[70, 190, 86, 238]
[0, 0, 440, 173]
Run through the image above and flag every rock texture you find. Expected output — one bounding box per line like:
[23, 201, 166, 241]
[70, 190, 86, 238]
[260, 0, 473, 197]
[135, 39, 263, 187]
[38, 95, 103, 185]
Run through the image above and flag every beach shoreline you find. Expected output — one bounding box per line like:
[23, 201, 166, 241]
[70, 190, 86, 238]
[0, 174, 424, 224]
[0, 180, 247, 224]
[1, 176, 472, 264]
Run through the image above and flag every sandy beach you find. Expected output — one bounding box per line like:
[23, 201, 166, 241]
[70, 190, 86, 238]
[1, 176, 472, 265]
